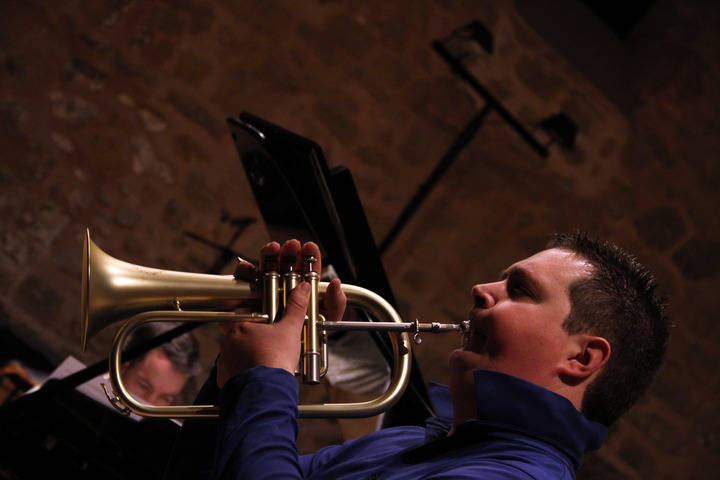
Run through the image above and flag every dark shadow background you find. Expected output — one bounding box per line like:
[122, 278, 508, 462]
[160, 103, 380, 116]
[0, 1, 718, 478]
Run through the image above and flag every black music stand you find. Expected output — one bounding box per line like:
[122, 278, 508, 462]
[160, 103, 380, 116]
[0, 384, 177, 479]
[227, 112, 435, 427]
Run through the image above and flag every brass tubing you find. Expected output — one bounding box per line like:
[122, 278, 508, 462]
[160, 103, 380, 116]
[106, 282, 412, 419]
[283, 272, 302, 376]
[263, 272, 279, 323]
[302, 270, 321, 384]
[282, 272, 300, 305]
[83, 231, 414, 419]
[319, 317, 328, 378]
[320, 321, 467, 333]
[298, 283, 411, 418]
[110, 310, 268, 418]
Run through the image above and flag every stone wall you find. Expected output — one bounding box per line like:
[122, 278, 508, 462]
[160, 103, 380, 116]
[0, 1, 717, 478]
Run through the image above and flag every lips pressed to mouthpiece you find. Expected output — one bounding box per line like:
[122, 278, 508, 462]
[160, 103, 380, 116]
[462, 321, 488, 354]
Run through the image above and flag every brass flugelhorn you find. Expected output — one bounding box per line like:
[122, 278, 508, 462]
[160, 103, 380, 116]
[81, 229, 466, 418]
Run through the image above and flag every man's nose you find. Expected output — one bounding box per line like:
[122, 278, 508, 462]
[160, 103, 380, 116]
[146, 393, 165, 406]
[472, 283, 500, 308]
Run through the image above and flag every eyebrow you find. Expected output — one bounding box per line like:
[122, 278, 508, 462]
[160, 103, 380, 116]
[135, 373, 152, 389]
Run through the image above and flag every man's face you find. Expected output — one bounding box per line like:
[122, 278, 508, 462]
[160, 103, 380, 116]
[120, 348, 189, 406]
[450, 248, 592, 391]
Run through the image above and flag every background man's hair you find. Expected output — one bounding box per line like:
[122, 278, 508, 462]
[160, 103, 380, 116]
[547, 232, 670, 426]
[124, 322, 201, 377]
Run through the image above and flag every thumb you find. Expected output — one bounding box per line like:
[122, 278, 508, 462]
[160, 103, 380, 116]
[279, 281, 311, 333]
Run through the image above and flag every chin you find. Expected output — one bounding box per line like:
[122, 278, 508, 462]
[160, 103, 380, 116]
[448, 348, 488, 374]
[447, 349, 483, 406]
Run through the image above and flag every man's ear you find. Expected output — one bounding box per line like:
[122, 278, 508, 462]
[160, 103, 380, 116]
[558, 335, 611, 383]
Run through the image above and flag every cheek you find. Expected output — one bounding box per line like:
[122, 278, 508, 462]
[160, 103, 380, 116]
[153, 372, 189, 398]
[489, 309, 557, 358]
[449, 348, 482, 372]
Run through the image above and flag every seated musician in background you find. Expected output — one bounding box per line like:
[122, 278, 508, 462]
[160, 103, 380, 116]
[171, 233, 669, 479]
[120, 322, 201, 406]
[22, 322, 201, 410]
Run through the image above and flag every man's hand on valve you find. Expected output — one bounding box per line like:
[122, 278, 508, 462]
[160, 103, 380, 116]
[216, 240, 346, 388]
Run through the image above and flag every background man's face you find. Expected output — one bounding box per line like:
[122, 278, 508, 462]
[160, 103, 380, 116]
[450, 248, 592, 391]
[120, 348, 188, 406]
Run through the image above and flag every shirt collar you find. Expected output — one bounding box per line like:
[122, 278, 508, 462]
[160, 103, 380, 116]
[426, 369, 607, 469]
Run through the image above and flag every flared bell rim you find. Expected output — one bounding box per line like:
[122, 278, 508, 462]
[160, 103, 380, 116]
[81, 228, 91, 352]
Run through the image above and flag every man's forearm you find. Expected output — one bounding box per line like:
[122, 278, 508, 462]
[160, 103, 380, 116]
[215, 366, 303, 480]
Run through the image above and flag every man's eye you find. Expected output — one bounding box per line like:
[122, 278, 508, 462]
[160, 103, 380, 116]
[508, 282, 532, 298]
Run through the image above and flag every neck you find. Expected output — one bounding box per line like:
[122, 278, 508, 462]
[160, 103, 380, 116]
[548, 379, 586, 411]
[449, 403, 475, 434]
[448, 368, 477, 432]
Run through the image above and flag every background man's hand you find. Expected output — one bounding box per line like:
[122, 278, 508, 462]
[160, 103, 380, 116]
[216, 240, 346, 388]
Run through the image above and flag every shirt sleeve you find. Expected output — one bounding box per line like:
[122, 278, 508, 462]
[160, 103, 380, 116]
[214, 366, 304, 480]
[425, 467, 537, 480]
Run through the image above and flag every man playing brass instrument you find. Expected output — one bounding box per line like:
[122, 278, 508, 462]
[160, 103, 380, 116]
[171, 233, 669, 479]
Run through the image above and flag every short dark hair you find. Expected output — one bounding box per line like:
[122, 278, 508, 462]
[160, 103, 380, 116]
[124, 322, 201, 377]
[547, 232, 669, 426]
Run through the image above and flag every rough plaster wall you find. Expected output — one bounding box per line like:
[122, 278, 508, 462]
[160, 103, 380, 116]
[0, 1, 718, 478]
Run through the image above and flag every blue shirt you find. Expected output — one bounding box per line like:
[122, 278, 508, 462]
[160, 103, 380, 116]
[212, 367, 606, 480]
